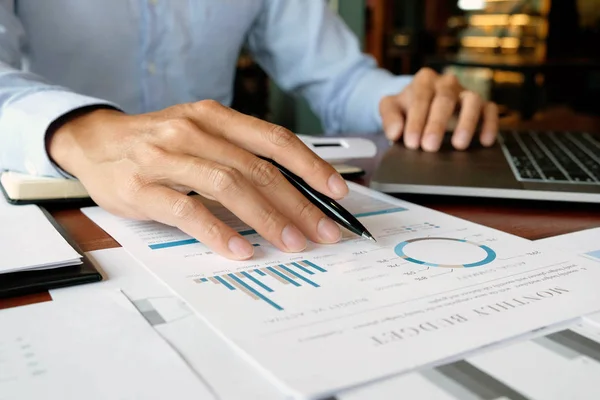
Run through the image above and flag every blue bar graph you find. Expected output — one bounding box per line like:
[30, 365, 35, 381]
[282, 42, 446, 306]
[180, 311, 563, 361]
[266, 267, 301, 286]
[241, 271, 273, 292]
[149, 230, 258, 250]
[149, 238, 199, 250]
[214, 276, 235, 290]
[278, 264, 320, 287]
[194, 260, 327, 311]
[302, 260, 327, 272]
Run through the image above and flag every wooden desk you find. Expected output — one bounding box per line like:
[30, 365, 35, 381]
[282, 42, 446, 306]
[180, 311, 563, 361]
[2, 108, 599, 309]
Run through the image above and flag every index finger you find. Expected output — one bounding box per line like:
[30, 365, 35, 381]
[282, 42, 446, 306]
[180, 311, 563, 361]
[185, 100, 349, 199]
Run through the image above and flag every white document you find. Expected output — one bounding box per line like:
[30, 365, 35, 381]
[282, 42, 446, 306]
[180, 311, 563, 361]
[0, 289, 213, 400]
[536, 227, 600, 263]
[342, 227, 600, 400]
[467, 320, 600, 400]
[0, 201, 81, 273]
[536, 228, 600, 329]
[50, 248, 286, 400]
[82, 183, 600, 399]
[341, 319, 600, 400]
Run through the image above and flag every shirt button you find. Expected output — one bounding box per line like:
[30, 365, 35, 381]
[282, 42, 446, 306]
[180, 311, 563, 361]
[147, 62, 156, 74]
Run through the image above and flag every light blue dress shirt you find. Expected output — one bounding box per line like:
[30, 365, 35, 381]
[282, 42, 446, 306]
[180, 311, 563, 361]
[0, 0, 411, 177]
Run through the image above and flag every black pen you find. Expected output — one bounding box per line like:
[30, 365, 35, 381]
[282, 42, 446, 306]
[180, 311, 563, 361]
[259, 157, 376, 242]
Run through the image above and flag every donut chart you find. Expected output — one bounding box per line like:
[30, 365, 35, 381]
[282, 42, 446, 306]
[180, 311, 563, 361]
[394, 237, 497, 268]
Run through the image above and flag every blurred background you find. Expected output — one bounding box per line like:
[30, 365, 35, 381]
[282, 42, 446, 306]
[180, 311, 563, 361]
[231, 0, 600, 134]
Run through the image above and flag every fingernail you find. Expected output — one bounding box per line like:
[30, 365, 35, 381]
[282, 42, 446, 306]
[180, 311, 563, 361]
[385, 123, 402, 141]
[281, 224, 307, 252]
[328, 173, 348, 197]
[422, 135, 441, 152]
[404, 134, 420, 149]
[317, 217, 341, 243]
[228, 236, 254, 259]
[480, 133, 496, 147]
[452, 132, 469, 150]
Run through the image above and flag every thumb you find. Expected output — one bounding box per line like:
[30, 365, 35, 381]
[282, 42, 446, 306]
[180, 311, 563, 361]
[379, 95, 405, 142]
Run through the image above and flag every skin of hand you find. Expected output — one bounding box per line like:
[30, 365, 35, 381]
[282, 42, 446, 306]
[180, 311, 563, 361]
[379, 68, 499, 152]
[48, 100, 349, 260]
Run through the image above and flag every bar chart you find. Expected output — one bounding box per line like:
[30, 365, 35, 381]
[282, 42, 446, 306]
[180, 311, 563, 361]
[194, 260, 327, 311]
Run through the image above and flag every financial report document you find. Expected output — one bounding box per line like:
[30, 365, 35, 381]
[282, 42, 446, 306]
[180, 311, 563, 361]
[83, 183, 600, 399]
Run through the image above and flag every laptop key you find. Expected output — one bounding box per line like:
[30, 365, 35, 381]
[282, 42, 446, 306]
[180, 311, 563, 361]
[500, 130, 600, 184]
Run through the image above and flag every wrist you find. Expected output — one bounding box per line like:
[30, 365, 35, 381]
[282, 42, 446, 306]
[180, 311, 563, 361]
[47, 107, 124, 177]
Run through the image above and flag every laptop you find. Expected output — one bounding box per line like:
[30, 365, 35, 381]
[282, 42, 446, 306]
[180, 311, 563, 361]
[371, 130, 600, 203]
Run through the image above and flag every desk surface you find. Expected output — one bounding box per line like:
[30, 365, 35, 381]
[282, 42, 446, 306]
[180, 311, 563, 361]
[2, 107, 600, 309]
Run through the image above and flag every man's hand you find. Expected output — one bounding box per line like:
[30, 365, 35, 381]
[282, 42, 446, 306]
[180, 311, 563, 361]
[48, 101, 348, 260]
[380, 68, 499, 152]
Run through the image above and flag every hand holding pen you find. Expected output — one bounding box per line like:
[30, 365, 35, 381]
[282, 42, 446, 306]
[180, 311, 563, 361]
[259, 157, 376, 242]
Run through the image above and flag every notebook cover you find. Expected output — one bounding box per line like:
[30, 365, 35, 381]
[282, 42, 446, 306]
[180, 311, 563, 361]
[0, 178, 94, 207]
[0, 208, 103, 298]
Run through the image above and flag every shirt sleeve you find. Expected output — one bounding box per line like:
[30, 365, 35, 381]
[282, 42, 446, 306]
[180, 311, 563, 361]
[245, 0, 413, 134]
[0, 6, 117, 178]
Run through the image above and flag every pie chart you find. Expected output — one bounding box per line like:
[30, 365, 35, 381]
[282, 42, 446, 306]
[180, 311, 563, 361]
[394, 237, 497, 268]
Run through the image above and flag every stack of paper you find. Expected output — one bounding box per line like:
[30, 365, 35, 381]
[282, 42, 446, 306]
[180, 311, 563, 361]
[0, 288, 214, 400]
[0, 200, 81, 274]
[82, 183, 600, 399]
[46, 221, 599, 399]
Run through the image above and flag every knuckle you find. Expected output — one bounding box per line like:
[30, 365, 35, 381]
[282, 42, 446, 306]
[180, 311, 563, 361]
[464, 91, 483, 106]
[209, 166, 243, 195]
[413, 92, 431, 103]
[170, 196, 198, 220]
[295, 199, 318, 222]
[124, 173, 146, 194]
[264, 124, 296, 149]
[249, 159, 281, 189]
[129, 142, 168, 166]
[258, 206, 282, 235]
[119, 173, 147, 204]
[443, 72, 460, 87]
[309, 156, 329, 176]
[193, 99, 222, 114]
[436, 88, 457, 102]
[201, 219, 222, 242]
[416, 67, 438, 81]
[158, 118, 196, 142]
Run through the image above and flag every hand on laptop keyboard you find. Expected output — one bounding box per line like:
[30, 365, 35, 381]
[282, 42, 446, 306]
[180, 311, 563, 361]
[379, 68, 499, 152]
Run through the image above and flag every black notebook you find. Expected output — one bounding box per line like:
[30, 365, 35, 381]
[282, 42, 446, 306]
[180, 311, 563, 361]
[0, 208, 102, 299]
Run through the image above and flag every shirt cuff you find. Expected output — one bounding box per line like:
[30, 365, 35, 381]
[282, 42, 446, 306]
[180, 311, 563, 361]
[343, 69, 413, 133]
[0, 90, 119, 178]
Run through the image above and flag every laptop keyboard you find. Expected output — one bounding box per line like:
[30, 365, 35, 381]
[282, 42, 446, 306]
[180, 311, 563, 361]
[499, 130, 600, 184]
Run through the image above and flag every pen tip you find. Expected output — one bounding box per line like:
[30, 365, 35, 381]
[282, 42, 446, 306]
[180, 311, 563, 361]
[362, 232, 377, 242]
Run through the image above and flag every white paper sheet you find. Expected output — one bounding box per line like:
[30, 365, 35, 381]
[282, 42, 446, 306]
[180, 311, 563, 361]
[341, 319, 600, 400]
[82, 183, 600, 399]
[50, 248, 286, 400]
[0, 201, 81, 273]
[468, 320, 600, 400]
[536, 227, 600, 329]
[341, 227, 600, 400]
[536, 227, 600, 263]
[0, 289, 213, 400]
